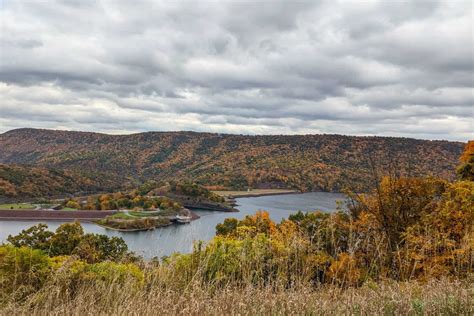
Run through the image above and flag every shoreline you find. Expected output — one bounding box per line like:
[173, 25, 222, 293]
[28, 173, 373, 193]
[95, 221, 173, 232]
[229, 190, 301, 199]
[213, 189, 300, 198]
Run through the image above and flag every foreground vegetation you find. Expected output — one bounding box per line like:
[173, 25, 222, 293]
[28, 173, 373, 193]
[0, 141, 472, 314]
[1, 275, 471, 315]
[1, 178, 472, 313]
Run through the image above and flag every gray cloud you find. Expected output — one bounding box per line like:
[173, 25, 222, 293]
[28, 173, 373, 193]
[0, 0, 472, 141]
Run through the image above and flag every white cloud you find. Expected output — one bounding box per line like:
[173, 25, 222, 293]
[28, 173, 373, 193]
[0, 0, 472, 141]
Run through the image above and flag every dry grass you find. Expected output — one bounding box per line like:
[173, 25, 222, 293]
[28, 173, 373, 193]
[2, 276, 472, 315]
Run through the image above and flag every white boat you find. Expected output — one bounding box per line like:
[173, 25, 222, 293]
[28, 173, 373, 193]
[175, 215, 192, 224]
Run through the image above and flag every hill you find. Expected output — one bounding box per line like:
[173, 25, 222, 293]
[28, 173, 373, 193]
[0, 164, 121, 200]
[0, 128, 465, 196]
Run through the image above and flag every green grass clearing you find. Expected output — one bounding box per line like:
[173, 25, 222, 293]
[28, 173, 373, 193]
[110, 212, 133, 219]
[0, 203, 36, 210]
[129, 211, 160, 217]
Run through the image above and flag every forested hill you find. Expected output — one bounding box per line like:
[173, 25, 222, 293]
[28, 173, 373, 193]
[0, 128, 465, 194]
[0, 164, 122, 200]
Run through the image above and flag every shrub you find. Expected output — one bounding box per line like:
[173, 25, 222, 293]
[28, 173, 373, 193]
[78, 261, 144, 286]
[0, 245, 50, 301]
[65, 199, 80, 209]
[327, 253, 364, 286]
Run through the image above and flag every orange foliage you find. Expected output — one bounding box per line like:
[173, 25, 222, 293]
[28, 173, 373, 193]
[327, 253, 364, 286]
[460, 140, 474, 163]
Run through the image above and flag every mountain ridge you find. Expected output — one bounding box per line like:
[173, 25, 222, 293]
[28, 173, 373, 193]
[1, 127, 465, 142]
[0, 128, 465, 196]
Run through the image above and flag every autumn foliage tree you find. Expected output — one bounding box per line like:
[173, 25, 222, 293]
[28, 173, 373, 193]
[457, 140, 474, 181]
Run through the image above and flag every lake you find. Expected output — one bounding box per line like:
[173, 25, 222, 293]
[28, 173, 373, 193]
[0, 192, 346, 258]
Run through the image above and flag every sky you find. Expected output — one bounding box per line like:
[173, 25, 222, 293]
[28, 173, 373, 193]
[0, 0, 472, 141]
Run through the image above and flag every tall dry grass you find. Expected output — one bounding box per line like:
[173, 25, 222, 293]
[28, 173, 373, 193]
[2, 276, 472, 315]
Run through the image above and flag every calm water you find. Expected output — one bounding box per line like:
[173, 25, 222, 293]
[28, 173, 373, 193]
[0, 192, 345, 258]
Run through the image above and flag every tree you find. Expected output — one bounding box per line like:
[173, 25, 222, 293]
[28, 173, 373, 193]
[7, 222, 130, 262]
[7, 223, 53, 252]
[216, 218, 238, 236]
[457, 140, 474, 181]
[347, 177, 446, 254]
[73, 234, 128, 263]
[50, 222, 84, 256]
[402, 180, 474, 278]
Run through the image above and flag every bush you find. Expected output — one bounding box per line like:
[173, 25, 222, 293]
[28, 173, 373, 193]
[77, 261, 144, 286]
[0, 245, 50, 301]
[65, 199, 80, 209]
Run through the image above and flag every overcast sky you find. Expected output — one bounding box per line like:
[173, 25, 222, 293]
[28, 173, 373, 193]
[0, 0, 472, 141]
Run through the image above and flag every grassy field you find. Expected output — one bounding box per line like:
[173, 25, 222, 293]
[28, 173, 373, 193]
[109, 212, 133, 219]
[129, 211, 160, 217]
[61, 207, 78, 211]
[0, 203, 36, 209]
[109, 211, 161, 219]
[2, 277, 471, 315]
[212, 188, 298, 198]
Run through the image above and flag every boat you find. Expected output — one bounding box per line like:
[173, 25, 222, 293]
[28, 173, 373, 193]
[175, 215, 192, 224]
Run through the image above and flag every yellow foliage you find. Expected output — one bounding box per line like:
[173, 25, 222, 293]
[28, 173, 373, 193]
[65, 199, 80, 209]
[327, 253, 364, 286]
[460, 140, 474, 163]
[401, 181, 474, 279]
